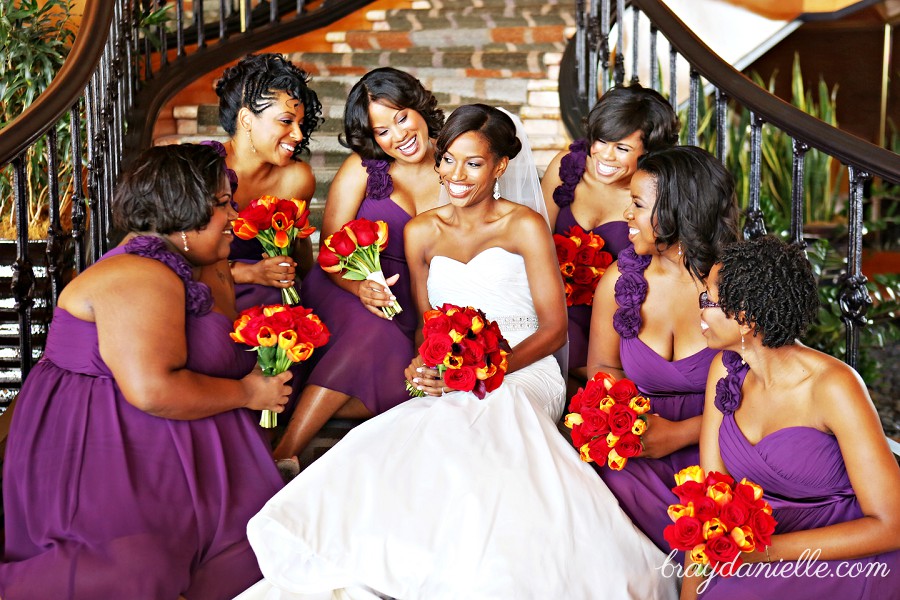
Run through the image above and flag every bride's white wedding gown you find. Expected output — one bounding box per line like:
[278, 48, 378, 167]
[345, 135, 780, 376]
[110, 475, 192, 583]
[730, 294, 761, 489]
[236, 248, 676, 600]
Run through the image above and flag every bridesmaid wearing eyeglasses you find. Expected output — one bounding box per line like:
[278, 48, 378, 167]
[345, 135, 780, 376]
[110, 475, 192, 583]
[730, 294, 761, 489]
[586, 145, 739, 555]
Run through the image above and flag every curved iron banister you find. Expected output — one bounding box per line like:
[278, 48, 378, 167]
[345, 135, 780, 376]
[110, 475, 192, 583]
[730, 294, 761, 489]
[632, 0, 900, 184]
[125, 0, 377, 154]
[0, 1, 115, 166]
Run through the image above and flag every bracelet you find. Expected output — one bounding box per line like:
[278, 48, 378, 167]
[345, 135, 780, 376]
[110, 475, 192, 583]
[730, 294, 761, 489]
[765, 545, 771, 563]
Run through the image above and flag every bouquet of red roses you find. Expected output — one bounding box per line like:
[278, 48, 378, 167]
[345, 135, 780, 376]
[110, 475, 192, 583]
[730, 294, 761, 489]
[663, 466, 777, 577]
[553, 225, 613, 306]
[563, 371, 650, 470]
[406, 303, 512, 399]
[232, 195, 316, 306]
[230, 303, 330, 427]
[317, 218, 402, 319]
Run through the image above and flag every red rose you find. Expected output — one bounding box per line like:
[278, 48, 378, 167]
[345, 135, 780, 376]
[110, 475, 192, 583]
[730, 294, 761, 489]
[593, 250, 613, 269]
[568, 389, 585, 414]
[572, 265, 597, 286]
[579, 381, 606, 409]
[346, 219, 378, 247]
[570, 423, 589, 448]
[328, 229, 357, 257]
[575, 245, 595, 266]
[704, 535, 741, 574]
[240, 201, 275, 229]
[720, 499, 751, 530]
[586, 436, 611, 465]
[460, 338, 486, 366]
[691, 496, 720, 523]
[444, 366, 477, 392]
[449, 310, 473, 333]
[423, 313, 453, 338]
[570, 286, 594, 306]
[608, 379, 639, 402]
[419, 333, 453, 366]
[566, 225, 591, 247]
[554, 235, 578, 264]
[480, 328, 500, 352]
[580, 407, 611, 439]
[672, 480, 706, 505]
[296, 316, 330, 347]
[483, 370, 504, 393]
[614, 432, 643, 458]
[663, 516, 704, 551]
[749, 509, 777, 546]
[607, 403, 637, 436]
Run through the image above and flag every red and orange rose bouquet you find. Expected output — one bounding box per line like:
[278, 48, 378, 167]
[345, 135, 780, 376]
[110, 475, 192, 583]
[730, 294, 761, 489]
[232, 195, 316, 305]
[317, 218, 402, 318]
[564, 372, 649, 470]
[663, 466, 777, 577]
[406, 303, 512, 399]
[230, 303, 330, 428]
[553, 225, 614, 306]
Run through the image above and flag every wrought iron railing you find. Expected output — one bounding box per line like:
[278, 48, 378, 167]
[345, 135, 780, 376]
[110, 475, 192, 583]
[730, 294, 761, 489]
[561, 0, 900, 371]
[0, 0, 375, 407]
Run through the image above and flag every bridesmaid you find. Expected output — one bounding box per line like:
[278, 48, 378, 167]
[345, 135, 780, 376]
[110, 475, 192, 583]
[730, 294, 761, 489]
[587, 146, 739, 554]
[206, 52, 323, 310]
[541, 83, 679, 387]
[272, 68, 445, 463]
[0, 145, 291, 599]
[689, 235, 900, 599]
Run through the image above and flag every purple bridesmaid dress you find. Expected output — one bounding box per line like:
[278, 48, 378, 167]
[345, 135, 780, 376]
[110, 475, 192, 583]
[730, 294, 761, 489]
[300, 159, 417, 414]
[701, 351, 900, 599]
[596, 247, 717, 553]
[552, 139, 632, 370]
[0, 237, 284, 599]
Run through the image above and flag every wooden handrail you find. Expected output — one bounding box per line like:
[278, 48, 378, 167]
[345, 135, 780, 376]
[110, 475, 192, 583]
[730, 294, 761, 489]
[0, 0, 115, 166]
[632, 0, 900, 184]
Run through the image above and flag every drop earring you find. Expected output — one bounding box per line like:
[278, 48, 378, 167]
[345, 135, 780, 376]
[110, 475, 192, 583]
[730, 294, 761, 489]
[740, 333, 746, 364]
[677, 242, 683, 257]
[246, 128, 257, 154]
[492, 179, 500, 200]
[181, 231, 189, 252]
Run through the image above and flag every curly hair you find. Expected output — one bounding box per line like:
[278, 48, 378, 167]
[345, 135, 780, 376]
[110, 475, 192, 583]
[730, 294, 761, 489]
[341, 67, 445, 161]
[113, 144, 227, 235]
[215, 53, 322, 158]
[637, 145, 739, 280]
[717, 236, 819, 348]
[434, 104, 521, 166]
[585, 83, 680, 153]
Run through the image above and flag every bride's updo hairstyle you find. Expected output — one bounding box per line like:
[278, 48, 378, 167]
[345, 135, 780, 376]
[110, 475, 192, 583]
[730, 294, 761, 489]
[113, 144, 227, 235]
[637, 145, 739, 280]
[341, 67, 445, 161]
[716, 236, 819, 348]
[434, 104, 522, 166]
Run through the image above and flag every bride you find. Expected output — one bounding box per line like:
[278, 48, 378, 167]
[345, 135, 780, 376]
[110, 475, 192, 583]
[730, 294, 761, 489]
[237, 105, 676, 599]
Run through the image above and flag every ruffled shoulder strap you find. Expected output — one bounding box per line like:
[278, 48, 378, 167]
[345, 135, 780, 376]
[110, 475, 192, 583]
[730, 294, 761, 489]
[714, 350, 750, 415]
[123, 236, 213, 316]
[199, 140, 239, 194]
[552, 139, 589, 208]
[361, 158, 394, 201]
[612, 246, 652, 339]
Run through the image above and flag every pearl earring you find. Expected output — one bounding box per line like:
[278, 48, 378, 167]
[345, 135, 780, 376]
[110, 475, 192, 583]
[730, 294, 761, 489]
[246, 128, 257, 154]
[677, 242, 683, 257]
[181, 231, 189, 251]
[493, 179, 500, 200]
[740, 333, 746, 364]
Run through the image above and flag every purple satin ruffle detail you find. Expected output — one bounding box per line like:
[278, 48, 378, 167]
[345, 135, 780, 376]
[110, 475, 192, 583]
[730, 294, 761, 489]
[612, 247, 651, 339]
[123, 235, 213, 316]
[361, 159, 393, 201]
[552, 139, 589, 208]
[200, 140, 239, 194]
[714, 350, 748, 415]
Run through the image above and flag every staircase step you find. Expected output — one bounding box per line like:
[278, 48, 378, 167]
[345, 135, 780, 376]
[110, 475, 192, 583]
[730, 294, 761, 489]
[328, 26, 570, 53]
[368, 0, 573, 17]
[289, 51, 553, 79]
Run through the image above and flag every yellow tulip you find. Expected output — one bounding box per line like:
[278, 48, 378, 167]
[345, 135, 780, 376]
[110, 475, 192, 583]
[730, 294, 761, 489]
[675, 465, 706, 486]
[702, 518, 727, 540]
[731, 526, 756, 552]
[256, 326, 277, 347]
[667, 503, 694, 522]
[286, 341, 314, 362]
[278, 329, 298, 350]
[564, 413, 584, 428]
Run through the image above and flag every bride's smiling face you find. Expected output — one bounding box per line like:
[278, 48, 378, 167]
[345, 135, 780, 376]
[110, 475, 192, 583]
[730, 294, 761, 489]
[438, 131, 507, 207]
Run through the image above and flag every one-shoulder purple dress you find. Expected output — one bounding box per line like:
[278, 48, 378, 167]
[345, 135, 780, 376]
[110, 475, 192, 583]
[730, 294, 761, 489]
[597, 247, 717, 553]
[0, 237, 284, 600]
[701, 351, 900, 599]
[300, 159, 417, 414]
[552, 139, 632, 370]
